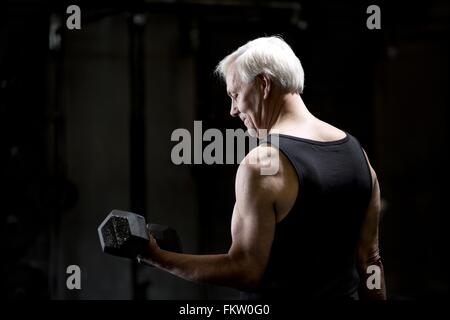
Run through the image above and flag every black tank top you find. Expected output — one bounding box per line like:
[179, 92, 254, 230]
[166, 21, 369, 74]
[240, 132, 372, 300]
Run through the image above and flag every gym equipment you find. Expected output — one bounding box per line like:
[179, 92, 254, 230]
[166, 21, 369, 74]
[98, 209, 182, 259]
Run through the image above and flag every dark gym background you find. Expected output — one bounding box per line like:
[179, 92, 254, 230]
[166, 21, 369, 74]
[1, 0, 448, 299]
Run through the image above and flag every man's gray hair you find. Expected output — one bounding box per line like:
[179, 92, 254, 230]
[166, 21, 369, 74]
[215, 36, 304, 94]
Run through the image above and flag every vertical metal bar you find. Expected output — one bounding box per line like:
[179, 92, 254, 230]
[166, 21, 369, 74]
[47, 13, 64, 299]
[128, 12, 147, 300]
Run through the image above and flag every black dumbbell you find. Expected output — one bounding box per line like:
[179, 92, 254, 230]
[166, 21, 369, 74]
[98, 209, 182, 259]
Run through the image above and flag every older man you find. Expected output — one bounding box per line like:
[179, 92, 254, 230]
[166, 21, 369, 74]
[139, 36, 386, 300]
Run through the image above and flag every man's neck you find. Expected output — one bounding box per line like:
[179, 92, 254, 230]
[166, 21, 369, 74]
[268, 93, 313, 135]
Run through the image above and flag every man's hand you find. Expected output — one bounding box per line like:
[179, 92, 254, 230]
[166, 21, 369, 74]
[137, 233, 160, 267]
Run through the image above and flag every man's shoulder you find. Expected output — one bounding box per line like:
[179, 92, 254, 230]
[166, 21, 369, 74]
[235, 145, 298, 216]
[240, 145, 280, 169]
[235, 146, 281, 204]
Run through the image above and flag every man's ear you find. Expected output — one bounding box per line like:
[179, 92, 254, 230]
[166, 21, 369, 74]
[257, 74, 271, 99]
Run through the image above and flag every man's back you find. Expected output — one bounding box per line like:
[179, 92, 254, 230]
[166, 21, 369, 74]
[241, 131, 373, 299]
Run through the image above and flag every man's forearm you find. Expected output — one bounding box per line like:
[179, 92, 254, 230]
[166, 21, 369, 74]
[141, 249, 255, 291]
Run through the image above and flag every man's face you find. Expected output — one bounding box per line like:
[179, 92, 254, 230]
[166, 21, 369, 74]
[226, 69, 264, 136]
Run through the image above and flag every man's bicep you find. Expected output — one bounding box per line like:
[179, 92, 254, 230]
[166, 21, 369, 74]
[229, 164, 276, 277]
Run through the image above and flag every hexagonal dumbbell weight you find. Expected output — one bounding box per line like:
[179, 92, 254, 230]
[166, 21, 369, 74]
[98, 209, 182, 259]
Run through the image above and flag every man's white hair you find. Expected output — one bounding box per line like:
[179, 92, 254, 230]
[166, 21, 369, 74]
[216, 36, 304, 94]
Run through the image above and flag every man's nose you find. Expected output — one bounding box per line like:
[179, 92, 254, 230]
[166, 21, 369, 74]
[230, 103, 239, 117]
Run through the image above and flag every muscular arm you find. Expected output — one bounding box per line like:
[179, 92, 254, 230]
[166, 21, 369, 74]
[357, 158, 387, 300]
[138, 148, 277, 291]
